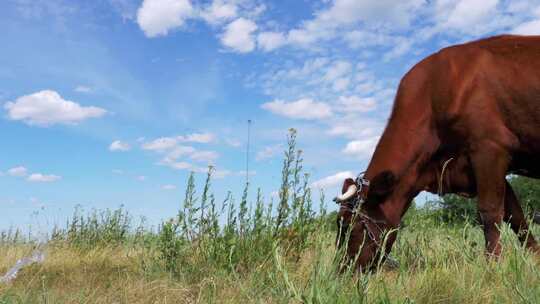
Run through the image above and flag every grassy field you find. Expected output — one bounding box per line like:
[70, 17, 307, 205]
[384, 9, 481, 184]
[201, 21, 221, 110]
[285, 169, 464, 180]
[1, 214, 539, 303]
[1, 130, 539, 303]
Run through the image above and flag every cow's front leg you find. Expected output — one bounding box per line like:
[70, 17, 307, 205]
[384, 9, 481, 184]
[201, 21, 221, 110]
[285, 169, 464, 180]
[471, 142, 510, 257]
[504, 181, 540, 252]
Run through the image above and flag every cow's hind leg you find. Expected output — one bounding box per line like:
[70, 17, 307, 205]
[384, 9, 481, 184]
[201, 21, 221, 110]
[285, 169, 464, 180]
[504, 181, 540, 252]
[471, 142, 510, 257]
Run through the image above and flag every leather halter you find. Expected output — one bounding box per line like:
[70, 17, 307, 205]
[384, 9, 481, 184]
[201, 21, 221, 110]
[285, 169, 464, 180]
[338, 172, 370, 210]
[356, 175, 371, 205]
[337, 173, 387, 247]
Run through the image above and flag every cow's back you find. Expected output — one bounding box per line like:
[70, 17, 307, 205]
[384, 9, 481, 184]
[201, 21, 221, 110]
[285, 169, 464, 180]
[422, 35, 540, 156]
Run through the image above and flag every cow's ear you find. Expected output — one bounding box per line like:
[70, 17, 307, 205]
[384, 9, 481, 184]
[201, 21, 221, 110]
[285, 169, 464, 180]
[368, 171, 397, 203]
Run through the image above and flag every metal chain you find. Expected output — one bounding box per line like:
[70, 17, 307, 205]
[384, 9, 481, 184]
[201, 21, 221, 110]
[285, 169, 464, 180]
[338, 171, 386, 247]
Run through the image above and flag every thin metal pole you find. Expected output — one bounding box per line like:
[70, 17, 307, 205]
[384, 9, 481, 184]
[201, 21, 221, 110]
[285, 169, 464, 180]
[246, 119, 251, 184]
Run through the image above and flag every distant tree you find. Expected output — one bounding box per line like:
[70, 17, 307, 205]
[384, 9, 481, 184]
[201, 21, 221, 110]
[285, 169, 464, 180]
[436, 194, 478, 224]
[433, 175, 540, 223]
[509, 175, 540, 215]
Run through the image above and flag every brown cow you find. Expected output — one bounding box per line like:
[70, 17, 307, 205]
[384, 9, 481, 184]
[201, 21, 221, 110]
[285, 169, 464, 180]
[420, 155, 538, 251]
[335, 154, 539, 270]
[338, 35, 540, 270]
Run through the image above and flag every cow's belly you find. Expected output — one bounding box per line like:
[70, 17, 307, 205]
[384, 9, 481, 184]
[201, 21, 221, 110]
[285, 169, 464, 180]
[509, 152, 540, 178]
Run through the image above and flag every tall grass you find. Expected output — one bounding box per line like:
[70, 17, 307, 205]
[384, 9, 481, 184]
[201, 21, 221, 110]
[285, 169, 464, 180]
[0, 228, 24, 245]
[1, 129, 540, 303]
[152, 128, 321, 277]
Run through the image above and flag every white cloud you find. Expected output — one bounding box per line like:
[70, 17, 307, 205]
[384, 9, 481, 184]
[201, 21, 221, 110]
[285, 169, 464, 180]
[156, 143, 220, 168]
[342, 136, 380, 158]
[27, 173, 61, 182]
[137, 175, 147, 181]
[142, 133, 215, 151]
[163, 145, 196, 160]
[258, 57, 387, 108]
[225, 138, 242, 148]
[109, 140, 131, 152]
[142, 137, 178, 151]
[137, 0, 194, 38]
[143, 134, 221, 172]
[161, 184, 177, 190]
[344, 30, 395, 49]
[221, 18, 258, 53]
[506, 0, 534, 14]
[74, 85, 92, 93]
[109, 0, 139, 20]
[189, 150, 219, 163]
[434, 0, 501, 35]
[281, 57, 330, 80]
[214, 170, 231, 179]
[13, 0, 76, 21]
[161, 147, 218, 164]
[201, 0, 237, 25]
[286, 27, 323, 47]
[256, 144, 282, 161]
[332, 78, 350, 91]
[383, 38, 413, 61]
[323, 61, 352, 83]
[315, 0, 422, 28]
[312, 171, 355, 189]
[513, 19, 540, 35]
[8, 166, 28, 177]
[8, 166, 61, 182]
[178, 132, 215, 143]
[237, 170, 256, 177]
[282, 0, 424, 49]
[165, 161, 194, 170]
[261, 98, 332, 120]
[437, 0, 499, 31]
[327, 118, 383, 140]
[257, 31, 286, 51]
[336, 96, 376, 113]
[244, 3, 266, 19]
[160, 160, 229, 178]
[4, 90, 107, 126]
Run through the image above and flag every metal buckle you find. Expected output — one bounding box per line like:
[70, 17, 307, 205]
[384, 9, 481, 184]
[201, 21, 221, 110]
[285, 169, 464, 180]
[355, 172, 369, 207]
[357, 177, 370, 187]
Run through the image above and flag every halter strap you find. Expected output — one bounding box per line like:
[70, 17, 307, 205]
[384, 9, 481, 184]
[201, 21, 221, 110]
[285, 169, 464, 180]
[345, 210, 387, 247]
[338, 171, 388, 248]
[354, 171, 370, 205]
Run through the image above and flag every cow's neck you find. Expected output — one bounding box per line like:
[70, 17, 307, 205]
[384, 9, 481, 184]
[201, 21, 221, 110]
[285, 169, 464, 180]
[363, 102, 439, 227]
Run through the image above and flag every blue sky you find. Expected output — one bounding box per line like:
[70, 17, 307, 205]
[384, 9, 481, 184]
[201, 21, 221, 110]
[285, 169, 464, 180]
[1, 0, 540, 233]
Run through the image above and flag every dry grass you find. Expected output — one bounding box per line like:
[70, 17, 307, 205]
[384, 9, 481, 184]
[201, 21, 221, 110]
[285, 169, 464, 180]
[2, 131, 540, 303]
[0, 245, 194, 304]
[1, 224, 540, 304]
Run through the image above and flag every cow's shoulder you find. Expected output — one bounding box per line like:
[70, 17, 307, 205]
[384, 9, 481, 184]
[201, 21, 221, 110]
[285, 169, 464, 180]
[436, 35, 540, 64]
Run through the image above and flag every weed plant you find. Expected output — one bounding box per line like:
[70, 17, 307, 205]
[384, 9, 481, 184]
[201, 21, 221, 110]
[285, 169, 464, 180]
[1, 129, 539, 303]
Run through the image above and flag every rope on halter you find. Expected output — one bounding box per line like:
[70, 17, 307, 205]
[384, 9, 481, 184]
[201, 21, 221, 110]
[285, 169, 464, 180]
[438, 157, 454, 197]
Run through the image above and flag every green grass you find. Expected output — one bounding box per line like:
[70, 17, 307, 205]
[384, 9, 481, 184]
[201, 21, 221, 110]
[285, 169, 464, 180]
[1, 129, 539, 303]
[1, 217, 539, 303]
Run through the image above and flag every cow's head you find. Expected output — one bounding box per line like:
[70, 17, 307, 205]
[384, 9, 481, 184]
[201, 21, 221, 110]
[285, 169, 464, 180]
[334, 178, 357, 232]
[335, 173, 396, 271]
[344, 157, 476, 271]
